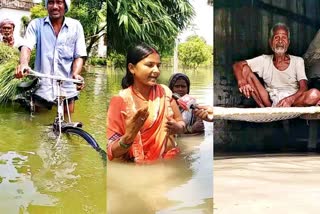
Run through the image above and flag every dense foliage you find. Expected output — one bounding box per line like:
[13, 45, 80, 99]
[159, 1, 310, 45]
[107, 0, 194, 54]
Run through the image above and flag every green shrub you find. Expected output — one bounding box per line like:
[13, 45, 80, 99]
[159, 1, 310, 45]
[89, 57, 107, 66]
[107, 52, 125, 69]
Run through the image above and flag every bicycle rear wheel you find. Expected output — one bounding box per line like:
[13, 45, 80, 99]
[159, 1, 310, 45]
[63, 127, 100, 151]
[62, 127, 107, 164]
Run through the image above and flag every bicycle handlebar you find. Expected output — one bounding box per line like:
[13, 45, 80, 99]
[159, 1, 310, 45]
[24, 69, 84, 84]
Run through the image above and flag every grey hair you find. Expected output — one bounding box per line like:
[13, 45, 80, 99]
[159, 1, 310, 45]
[269, 23, 290, 40]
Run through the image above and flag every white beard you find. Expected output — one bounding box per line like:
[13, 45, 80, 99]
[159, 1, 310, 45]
[273, 47, 287, 54]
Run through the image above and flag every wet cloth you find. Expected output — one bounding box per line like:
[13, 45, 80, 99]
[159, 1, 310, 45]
[181, 110, 196, 133]
[246, 54, 307, 106]
[21, 17, 87, 102]
[107, 84, 179, 163]
[181, 110, 194, 126]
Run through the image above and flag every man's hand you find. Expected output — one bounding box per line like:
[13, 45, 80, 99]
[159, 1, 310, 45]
[15, 64, 31, 79]
[72, 74, 85, 90]
[238, 81, 254, 98]
[194, 105, 214, 122]
[276, 96, 295, 107]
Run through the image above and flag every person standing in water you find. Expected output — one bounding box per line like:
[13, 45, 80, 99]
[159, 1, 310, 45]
[169, 73, 204, 134]
[107, 43, 186, 163]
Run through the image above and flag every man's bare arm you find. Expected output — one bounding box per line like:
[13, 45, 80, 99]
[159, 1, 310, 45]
[233, 60, 255, 98]
[15, 46, 31, 78]
[233, 61, 247, 83]
[20, 46, 31, 66]
[72, 57, 85, 90]
[72, 57, 84, 77]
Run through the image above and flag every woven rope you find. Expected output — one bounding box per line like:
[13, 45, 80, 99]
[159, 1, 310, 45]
[212, 106, 320, 122]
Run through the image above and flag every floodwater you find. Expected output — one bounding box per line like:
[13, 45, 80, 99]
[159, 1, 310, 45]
[214, 154, 320, 214]
[106, 67, 214, 213]
[0, 66, 107, 213]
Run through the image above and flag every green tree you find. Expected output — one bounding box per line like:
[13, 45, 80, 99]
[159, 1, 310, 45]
[107, 0, 194, 54]
[107, 52, 126, 70]
[21, 16, 31, 34]
[178, 35, 212, 70]
[21, 2, 46, 35]
[30, 3, 47, 19]
[69, 0, 106, 55]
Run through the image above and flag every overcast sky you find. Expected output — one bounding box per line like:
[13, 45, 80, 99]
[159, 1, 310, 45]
[179, 0, 213, 46]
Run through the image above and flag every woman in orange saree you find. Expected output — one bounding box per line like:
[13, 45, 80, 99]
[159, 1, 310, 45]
[107, 43, 186, 163]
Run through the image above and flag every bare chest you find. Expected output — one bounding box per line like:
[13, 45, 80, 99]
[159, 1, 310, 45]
[273, 59, 290, 71]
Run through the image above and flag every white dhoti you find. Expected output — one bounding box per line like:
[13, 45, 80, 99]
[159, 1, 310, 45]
[267, 88, 297, 107]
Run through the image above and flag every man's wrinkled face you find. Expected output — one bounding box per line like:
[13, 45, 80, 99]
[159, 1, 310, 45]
[47, 0, 66, 20]
[270, 27, 290, 55]
[0, 23, 14, 38]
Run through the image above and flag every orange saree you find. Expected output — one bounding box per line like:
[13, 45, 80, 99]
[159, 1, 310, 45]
[107, 84, 180, 163]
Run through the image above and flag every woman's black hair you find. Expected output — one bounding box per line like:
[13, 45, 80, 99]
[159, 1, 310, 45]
[121, 43, 159, 89]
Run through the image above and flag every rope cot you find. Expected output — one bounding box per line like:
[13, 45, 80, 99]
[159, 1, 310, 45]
[212, 106, 320, 122]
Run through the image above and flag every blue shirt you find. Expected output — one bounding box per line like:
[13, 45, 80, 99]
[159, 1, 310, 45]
[22, 16, 87, 101]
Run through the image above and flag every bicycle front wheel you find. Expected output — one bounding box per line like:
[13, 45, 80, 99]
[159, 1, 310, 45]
[63, 127, 100, 151]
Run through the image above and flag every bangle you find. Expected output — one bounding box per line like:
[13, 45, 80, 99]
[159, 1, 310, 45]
[118, 139, 132, 149]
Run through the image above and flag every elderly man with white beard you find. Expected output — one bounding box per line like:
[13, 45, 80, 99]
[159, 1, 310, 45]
[232, 22, 320, 107]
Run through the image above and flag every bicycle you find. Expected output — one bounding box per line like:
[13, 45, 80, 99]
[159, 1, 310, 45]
[15, 69, 106, 161]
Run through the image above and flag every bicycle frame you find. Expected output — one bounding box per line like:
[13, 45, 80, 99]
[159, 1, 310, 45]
[27, 70, 84, 137]
[21, 69, 106, 162]
[56, 79, 69, 136]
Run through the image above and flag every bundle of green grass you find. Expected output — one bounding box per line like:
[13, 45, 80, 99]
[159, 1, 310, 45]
[0, 43, 22, 104]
